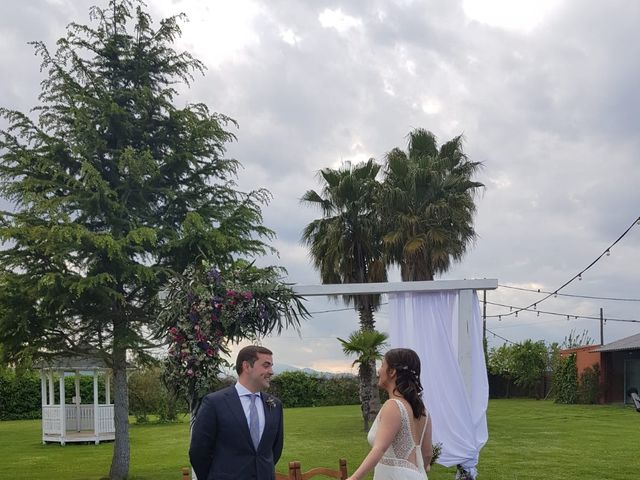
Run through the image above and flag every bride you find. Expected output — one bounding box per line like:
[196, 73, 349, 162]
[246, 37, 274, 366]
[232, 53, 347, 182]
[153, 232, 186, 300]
[346, 348, 433, 480]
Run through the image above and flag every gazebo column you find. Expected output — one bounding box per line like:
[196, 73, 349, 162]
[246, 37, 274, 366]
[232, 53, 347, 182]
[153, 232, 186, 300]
[48, 371, 55, 405]
[105, 371, 111, 405]
[40, 370, 46, 444]
[93, 370, 100, 444]
[74, 370, 81, 432]
[40, 371, 46, 407]
[59, 372, 66, 445]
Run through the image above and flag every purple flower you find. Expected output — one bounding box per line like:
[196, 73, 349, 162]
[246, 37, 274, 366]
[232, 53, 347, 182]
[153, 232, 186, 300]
[207, 268, 222, 284]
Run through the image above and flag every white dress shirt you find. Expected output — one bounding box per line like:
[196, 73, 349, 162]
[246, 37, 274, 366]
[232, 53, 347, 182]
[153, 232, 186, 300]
[235, 382, 265, 440]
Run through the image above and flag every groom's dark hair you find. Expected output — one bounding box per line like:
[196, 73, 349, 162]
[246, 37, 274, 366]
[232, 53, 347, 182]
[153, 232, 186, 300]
[235, 345, 273, 375]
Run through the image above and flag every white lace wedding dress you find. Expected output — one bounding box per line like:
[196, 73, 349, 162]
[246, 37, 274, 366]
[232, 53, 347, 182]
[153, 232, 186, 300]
[367, 399, 429, 480]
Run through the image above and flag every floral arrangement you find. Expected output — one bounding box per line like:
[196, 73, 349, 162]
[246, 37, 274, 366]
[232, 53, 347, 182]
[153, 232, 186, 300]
[160, 262, 307, 412]
[455, 465, 474, 480]
[430, 442, 443, 466]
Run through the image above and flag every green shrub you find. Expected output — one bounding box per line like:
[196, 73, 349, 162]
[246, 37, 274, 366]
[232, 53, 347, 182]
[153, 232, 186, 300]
[577, 364, 602, 404]
[553, 353, 577, 404]
[0, 370, 41, 420]
[269, 371, 359, 408]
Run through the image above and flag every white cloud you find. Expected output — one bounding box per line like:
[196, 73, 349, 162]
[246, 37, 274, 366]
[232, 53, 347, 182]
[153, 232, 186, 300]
[279, 27, 301, 46]
[463, 0, 565, 33]
[318, 8, 363, 33]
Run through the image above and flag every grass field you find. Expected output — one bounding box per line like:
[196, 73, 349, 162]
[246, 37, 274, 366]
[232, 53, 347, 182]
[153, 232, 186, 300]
[0, 399, 637, 479]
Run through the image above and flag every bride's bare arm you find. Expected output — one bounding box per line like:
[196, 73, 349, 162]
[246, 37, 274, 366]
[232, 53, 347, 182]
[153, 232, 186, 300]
[345, 401, 402, 480]
[421, 414, 433, 471]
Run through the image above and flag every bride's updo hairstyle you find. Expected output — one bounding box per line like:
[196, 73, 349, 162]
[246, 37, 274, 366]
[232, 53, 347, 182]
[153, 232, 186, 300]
[384, 348, 426, 418]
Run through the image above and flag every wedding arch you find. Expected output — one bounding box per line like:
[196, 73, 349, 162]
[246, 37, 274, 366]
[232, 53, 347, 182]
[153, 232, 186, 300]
[293, 278, 497, 479]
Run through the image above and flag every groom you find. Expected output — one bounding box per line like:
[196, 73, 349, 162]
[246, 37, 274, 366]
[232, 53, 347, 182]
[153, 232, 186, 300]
[190, 345, 284, 480]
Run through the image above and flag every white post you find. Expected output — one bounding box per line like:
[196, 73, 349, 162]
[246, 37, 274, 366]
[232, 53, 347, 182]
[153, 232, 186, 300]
[59, 372, 66, 445]
[40, 371, 46, 407]
[458, 289, 474, 398]
[93, 370, 99, 444]
[105, 371, 111, 405]
[40, 370, 46, 444]
[74, 371, 81, 432]
[48, 371, 55, 406]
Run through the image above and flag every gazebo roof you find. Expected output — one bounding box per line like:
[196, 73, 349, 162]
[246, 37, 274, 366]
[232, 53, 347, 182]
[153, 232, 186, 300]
[593, 332, 640, 353]
[34, 351, 109, 370]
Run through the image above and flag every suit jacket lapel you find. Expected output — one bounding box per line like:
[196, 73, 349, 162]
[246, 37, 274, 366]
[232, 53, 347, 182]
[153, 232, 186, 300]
[223, 386, 254, 449]
[259, 393, 276, 447]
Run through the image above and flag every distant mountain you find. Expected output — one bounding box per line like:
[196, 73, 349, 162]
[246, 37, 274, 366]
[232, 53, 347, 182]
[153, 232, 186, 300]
[220, 362, 353, 378]
[274, 363, 353, 378]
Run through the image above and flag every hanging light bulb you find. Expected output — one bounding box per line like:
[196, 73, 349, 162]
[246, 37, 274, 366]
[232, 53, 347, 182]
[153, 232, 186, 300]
[515, 311, 518, 317]
[606, 249, 610, 256]
[566, 315, 570, 320]
[554, 292, 558, 298]
[537, 311, 540, 317]
[533, 303, 537, 310]
[578, 273, 582, 281]
[498, 315, 502, 321]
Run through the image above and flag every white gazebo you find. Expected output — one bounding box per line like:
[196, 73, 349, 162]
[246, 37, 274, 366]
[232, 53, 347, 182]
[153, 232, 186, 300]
[37, 353, 115, 445]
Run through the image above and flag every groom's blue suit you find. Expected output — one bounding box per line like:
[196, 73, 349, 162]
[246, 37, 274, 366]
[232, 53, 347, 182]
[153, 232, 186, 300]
[189, 385, 284, 480]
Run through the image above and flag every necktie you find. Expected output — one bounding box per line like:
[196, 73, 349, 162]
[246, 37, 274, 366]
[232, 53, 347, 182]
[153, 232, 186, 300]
[249, 394, 260, 449]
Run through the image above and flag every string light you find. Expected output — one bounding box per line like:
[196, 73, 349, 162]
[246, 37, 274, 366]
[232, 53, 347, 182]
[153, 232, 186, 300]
[486, 300, 640, 323]
[498, 284, 640, 302]
[491, 215, 640, 318]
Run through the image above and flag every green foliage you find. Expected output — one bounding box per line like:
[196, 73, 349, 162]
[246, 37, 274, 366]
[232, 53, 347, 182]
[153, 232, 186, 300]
[338, 329, 388, 429]
[562, 328, 595, 349]
[268, 371, 359, 408]
[0, 370, 41, 420]
[577, 364, 602, 404]
[554, 353, 578, 404]
[487, 344, 515, 377]
[269, 371, 320, 407]
[0, 1, 289, 476]
[380, 129, 484, 281]
[128, 365, 183, 423]
[159, 263, 307, 411]
[301, 159, 387, 328]
[510, 340, 548, 397]
[338, 330, 389, 368]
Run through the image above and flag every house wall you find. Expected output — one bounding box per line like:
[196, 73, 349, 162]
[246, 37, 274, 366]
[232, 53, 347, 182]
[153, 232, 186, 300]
[603, 350, 640, 403]
[559, 345, 603, 402]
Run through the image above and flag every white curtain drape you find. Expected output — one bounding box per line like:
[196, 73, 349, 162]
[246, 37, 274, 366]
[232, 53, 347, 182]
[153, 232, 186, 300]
[389, 291, 488, 477]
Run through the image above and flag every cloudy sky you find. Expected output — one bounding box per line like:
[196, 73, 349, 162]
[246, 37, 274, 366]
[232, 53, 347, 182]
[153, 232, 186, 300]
[1, 0, 639, 373]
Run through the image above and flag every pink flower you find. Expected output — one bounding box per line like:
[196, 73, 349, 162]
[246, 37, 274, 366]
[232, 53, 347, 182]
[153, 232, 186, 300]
[169, 327, 178, 335]
[206, 348, 214, 357]
[226, 289, 236, 297]
[186, 369, 194, 377]
[242, 291, 254, 300]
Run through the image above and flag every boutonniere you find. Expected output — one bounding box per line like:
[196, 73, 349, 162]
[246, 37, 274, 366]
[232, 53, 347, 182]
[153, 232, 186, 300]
[264, 396, 277, 409]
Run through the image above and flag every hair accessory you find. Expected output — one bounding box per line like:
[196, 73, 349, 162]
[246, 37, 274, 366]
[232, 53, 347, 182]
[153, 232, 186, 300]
[400, 365, 418, 376]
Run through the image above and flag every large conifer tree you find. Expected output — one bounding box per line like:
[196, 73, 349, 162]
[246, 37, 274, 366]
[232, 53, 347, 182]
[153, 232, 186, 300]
[0, 1, 289, 478]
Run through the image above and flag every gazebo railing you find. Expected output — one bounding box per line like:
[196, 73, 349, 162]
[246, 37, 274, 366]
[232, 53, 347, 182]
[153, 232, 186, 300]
[42, 405, 61, 434]
[42, 404, 115, 435]
[97, 405, 115, 433]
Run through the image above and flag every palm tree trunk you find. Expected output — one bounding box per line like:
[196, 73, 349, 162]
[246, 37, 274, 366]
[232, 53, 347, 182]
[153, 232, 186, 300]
[357, 304, 381, 425]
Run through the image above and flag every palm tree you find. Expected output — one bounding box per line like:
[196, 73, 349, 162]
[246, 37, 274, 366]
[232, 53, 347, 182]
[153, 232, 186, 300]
[380, 129, 484, 281]
[301, 159, 387, 420]
[338, 329, 389, 431]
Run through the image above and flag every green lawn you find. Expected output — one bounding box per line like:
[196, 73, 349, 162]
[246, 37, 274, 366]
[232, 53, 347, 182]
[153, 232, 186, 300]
[0, 400, 637, 479]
